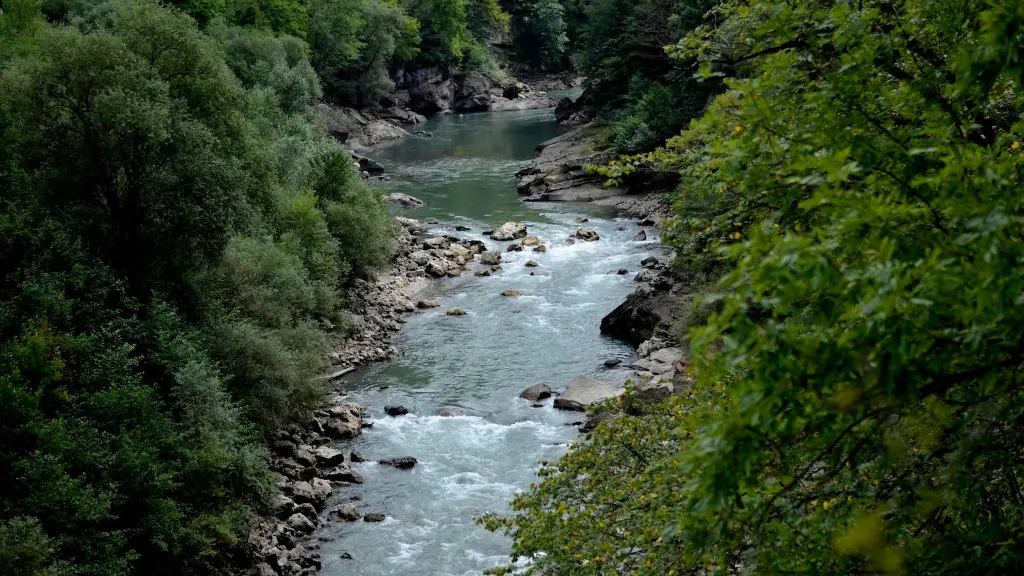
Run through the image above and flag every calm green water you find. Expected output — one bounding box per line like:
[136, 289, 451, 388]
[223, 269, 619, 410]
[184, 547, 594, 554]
[316, 109, 663, 575]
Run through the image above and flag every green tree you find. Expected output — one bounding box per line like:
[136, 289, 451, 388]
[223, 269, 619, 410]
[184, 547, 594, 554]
[486, 0, 1024, 574]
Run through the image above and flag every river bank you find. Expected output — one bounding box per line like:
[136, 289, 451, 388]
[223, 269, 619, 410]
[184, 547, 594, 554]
[239, 99, 682, 575]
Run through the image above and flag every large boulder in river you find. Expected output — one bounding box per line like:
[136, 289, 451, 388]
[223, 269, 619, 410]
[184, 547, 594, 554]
[354, 154, 384, 174]
[480, 250, 502, 266]
[600, 286, 678, 346]
[379, 457, 418, 470]
[453, 72, 493, 112]
[490, 222, 528, 241]
[385, 193, 425, 208]
[384, 405, 409, 417]
[520, 383, 552, 402]
[574, 228, 600, 242]
[554, 376, 625, 411]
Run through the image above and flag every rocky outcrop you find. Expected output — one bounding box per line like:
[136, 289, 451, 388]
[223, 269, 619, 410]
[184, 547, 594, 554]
[599, 283, 677, 347]
[554, 376, 625, 411]
[515, 124, 673, 222]
[318, 104, 410, 151]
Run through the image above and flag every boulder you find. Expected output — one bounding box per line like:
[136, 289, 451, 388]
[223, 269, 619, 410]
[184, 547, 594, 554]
[379, 457, 418, 470]
[474, 270, 491, 277]
[500, 290, 521, 297]
[634, 347, 684, 376]
[641, 256, 659, 268]
[480, 251, 502, 265]
[350, 451, 366, 463]
[425, 259, 448, 278]
[600, 286, 677, 346]
[617, 269, 629, 275]
[384, 405, 409, 417]
[446, 308, 467, 316]
[507, 244, 524, 252]
[409, 250, 431, 266]
[402, 67, 454, 115]
[323, 466, 365, 484]
[553, 376, 625, 411]
[288, 481, 316, 505]
[449, 244, 472, 264]
[331, 503, 361, 522]
[603, 358, 623, 367]
[555, 97, 575, 123]
[287, 513, 315, 534]
[311, 478, 332, 509]
[354, 155, 385, 174]
[520, 383, 553, 402]
[363, 513, 386, 523]
[313, 446, 345, 467]
[490, 222, 528, 241]
[635, 269, 656, 283]
[385, 193, 425, 208]
[453, 71, 493, 112]
[273, 495, 297, 520]
[574, 228, 600, 242]
[633, 230, 648, 241]
[533, 245, 547, 253]
[322, 403, 363, 439]
[525, 260, 539, 268]
[417, 300, 441, 309]
[455, 225, 471, 231]
[522, 236, 540, 246]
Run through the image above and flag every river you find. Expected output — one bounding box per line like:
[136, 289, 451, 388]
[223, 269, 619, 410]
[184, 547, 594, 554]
[315, 107, 661, 575]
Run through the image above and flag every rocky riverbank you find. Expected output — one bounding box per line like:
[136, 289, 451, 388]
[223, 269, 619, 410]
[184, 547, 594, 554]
[515, 124, 673, 223]
[237, 216, 499, 576]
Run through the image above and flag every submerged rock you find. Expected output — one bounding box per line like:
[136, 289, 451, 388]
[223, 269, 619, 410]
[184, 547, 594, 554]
[385, 192, 425, 207]
[364, 513, 386, 523]
[384, 405, 409, 417]
[603, 358, 623, 367]
[379, 457, 418, 470]
[633, 230, 648, 241]
[500, 290, 521, 297]
[490, 222, 528, 241]
[554, 376, 625, 411]
[533, 245, 547, 253]
[520, 383, 553, 402]
[525, 260, 539, 267]
[617, 269, 629, 275]
[446, 308, 467, 316]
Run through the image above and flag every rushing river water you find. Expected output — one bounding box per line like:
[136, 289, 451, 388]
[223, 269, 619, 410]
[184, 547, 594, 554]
[316, 107, 662, 575]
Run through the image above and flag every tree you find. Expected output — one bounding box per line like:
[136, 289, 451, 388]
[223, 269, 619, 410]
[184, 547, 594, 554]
[485, 0, 1024, 574]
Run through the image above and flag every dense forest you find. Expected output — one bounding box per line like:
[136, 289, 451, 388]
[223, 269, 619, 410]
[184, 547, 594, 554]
[485, 0, 1024, 575]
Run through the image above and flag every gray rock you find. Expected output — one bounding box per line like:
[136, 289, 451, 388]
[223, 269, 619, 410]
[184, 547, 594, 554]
[364, 513, 386, 523]
[323, 403, 363, 439]
[574, 228, 600, 242]
[520, 383, 553, 402]
[490, 222, 528, 241]
[289, 481, 315, 505]
[641, 256, 659, 268]
[417, 300, 441, 309]
[600, 286, 677, 346]
[379, 457, 418, 470]
[633, 230, 648, 241]
[313, 446, 345, 467]
[331, 503, 361, 522]
[634, 269, 656, 283]
[384, 405, 409, 417]
[311, 478, 332, 509]
[553, 376, 625, 411]
[480, 251, 502, 265]
[323, 466, 364, 484]
[349, 451, 366, 463]
[507, 244, 524, 252]
[603, 358, 622, 367]
[295, 502, 318, 521]
[287, 513, 315, 534]
[355, 155, 385, 174]
[385, 193, 425, 208]
[255, 563, 278, 576]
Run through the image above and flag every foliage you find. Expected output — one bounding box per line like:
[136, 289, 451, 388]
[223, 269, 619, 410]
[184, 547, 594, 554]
[0, 0, 394, 574]
[487, 0, 1024, 574]
[503, 0, 567, 70]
